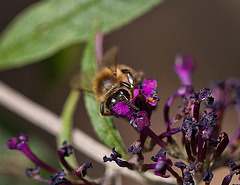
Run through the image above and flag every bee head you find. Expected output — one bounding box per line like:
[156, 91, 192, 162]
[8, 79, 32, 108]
[106, 89, 131, 111]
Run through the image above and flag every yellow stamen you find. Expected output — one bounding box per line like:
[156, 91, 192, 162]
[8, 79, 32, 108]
[148, 97, 154, 103]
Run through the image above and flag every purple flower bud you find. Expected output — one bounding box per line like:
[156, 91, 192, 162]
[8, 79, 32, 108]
[183, 171, 195, 185]
[182, 117, 198, 140]
[128, 140, 142, 154]
[229, 161, 240, 176]
[200, 110, 218, 139]
[50, 169, 69, 185]
[103, 147, 134, 170]
[189, 164, 195, 171]
[214, 132, 229, 158]
[142, 151, 173, 178]
[130, 111, 150, 131]
[154, 160, 171, 178]
[221, 161, 240, 185]
[174, 54, 195, 86]
[151, 149, 166, 162]
[110, 147, 122, 159]
[7, 133, 58, 173]
[58, 141, 73, 157]
[7, 133, 29, 150]
[174, 161, 187, 169]
[198, 88, 212, 102]
[229, 160, 237, 168]
[175, 161, 195, 184]
[58, 141, 74, 172]
[76, 162, 93, 177]
[203, 168, 214, 183]
[26, 166, 41, 178]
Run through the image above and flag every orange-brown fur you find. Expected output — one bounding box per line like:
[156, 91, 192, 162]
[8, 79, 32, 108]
[93, 65, 141, 104]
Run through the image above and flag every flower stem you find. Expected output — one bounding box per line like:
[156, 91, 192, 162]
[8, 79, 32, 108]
[145, 127, 167, 148]
[167, 166, 183, 184]
[23, 147, 58, 173]
[184, 136, 195, 162]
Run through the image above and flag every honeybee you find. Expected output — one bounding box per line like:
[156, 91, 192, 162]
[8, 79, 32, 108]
[93, 47, 145, 116]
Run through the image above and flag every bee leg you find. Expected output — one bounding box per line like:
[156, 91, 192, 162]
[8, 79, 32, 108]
[100, 102, 113, 116]
[122, 99, 140, 111]
[119, 95, 140, 111]
[121, 69, 134, 86]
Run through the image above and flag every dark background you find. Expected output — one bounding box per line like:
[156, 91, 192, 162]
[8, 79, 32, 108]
[0, 0, 240, 184]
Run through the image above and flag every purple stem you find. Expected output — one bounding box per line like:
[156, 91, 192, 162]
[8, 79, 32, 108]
[193, 103, 200, 122]
[164, 93, 180, 130]
[145, 127, 167, 148]
[140, 128, 148, 151]
[169, 114, 184, 129]
[141, 163, 155, 172]
[197, 134, 207, 165]
[58, 152, 74, 173]
[221, 173, 233, 185]
[164, 105, 170, 130]
[215, 132, 229, 158]
[22, 146, 58, 173]
[192, 102, 201, 158]
[159, 127, 184, 139]
[184, 136, 195, 162]
[167, 166, 183, 184]
[115, 159, 134, 170]
[164, 86, 193, 130]
[76, 172, 93, 185]
[190, 130, 197, 156]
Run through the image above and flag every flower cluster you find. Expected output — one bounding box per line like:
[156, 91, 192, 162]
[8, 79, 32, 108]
[7, 134, 93, 185]
[7, 54, 240, 185]
[102, 54, 240, 184]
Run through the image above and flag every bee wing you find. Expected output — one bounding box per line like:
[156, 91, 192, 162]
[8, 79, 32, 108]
[70, 73, 94, 93]
[98, 46, 119, 74]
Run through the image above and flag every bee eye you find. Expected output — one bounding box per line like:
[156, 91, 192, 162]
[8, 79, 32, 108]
[106, 97, 117, 109]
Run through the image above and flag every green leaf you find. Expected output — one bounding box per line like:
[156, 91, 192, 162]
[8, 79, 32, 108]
[0, 0, 165, 70]
[81, 21, 127, 157]
[42, 44, 84, 84]
[58, 89, 80, 168]
[84, 92, 128, 157]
